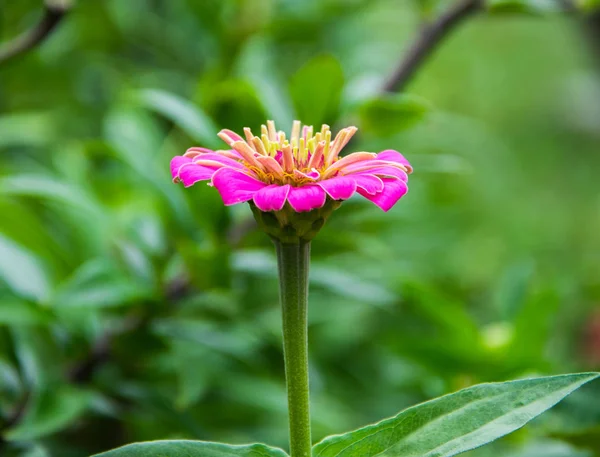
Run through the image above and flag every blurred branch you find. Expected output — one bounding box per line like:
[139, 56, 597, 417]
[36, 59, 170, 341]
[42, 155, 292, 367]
[0, 1, 71, 66]
[383, 0, 483, 92]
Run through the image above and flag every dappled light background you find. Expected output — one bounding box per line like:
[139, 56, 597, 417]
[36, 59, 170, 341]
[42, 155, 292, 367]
[1, 1, 600, 456]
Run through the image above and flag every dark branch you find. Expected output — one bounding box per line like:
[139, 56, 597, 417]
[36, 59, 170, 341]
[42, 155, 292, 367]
[0, 1, 71, 66]
[383, 0, 482, 93]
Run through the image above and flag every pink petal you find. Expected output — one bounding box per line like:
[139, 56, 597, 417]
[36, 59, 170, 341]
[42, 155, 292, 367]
[343, 161, 408, 182]
[323, 152, 376, 178]
[217, 149, 245, 161]
[257, 155, 285, 177]
[358, 178, 408, 212]
[211, 168, 266, 206]
[287, 185, 327, 212]
[185, 147, 213, 158]
[352, 174, 384, 195]
[178, 163, 216, 187]
[253, 184, 291, 211]
[318, 177, 357, 201]
[376, 150, 413, 173]
[218, 129, 245, 146]
[360, 166, 408, 182]
[294, 169, 320, 181]
[193, 153, 245, 169]
[171, 156, 193, 181]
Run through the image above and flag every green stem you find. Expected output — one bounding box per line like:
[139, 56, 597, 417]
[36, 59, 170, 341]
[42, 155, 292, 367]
[275, 240, 312, 457]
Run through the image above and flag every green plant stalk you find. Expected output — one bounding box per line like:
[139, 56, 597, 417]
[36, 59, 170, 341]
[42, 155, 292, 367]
[275, 240, 312, 457]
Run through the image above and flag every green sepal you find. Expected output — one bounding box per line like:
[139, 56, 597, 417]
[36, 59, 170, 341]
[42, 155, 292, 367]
[250, 199, 342, 244]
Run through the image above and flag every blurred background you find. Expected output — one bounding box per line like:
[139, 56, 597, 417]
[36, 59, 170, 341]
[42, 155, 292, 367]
[1, 0, 600, 456]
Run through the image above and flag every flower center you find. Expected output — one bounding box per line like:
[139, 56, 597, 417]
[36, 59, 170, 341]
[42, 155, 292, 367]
[218, 120, 358, 186]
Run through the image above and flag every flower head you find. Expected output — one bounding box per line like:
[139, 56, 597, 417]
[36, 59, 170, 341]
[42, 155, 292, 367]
[171, 120, 412, 215]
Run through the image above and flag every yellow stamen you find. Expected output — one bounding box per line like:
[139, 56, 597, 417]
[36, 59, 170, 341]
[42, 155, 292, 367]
[307, 137, 316, 155]
[261, 134, 271, 155]
[323, 130, 331, 161]
[299, 137, 306, 163]
[252, 137, 268, 156]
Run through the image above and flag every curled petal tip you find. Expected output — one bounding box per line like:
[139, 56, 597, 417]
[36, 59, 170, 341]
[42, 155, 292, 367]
[218, 129, 245, 146]
[358, 178, 408, 212]
[377, 149, 413, 174]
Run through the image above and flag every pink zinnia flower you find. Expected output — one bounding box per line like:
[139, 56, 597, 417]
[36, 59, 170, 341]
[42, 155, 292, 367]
[170, 120, 412, 212]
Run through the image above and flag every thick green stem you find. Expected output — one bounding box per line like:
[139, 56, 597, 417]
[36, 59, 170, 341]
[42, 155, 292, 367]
[275, 240, 312, 457]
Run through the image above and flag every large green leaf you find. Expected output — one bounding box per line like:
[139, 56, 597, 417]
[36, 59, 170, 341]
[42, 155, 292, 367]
[312, 373, 599, 457]
[92, 441, 289, 457]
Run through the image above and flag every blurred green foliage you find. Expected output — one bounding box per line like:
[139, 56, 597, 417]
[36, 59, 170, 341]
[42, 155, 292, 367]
[0, 0, 599, 456]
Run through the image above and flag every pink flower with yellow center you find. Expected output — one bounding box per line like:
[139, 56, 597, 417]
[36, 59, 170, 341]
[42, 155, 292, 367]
[170, 120, 412, 212]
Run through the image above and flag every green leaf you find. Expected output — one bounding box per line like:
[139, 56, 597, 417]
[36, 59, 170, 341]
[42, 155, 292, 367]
[92, 441, 289, 457]
[0, 301, 52, 326]
[0, 174, 105, 220]
[169, 342, 211, 410]
[0, 112, 57, 148]
[312, 373, 599, 457]
[3, 386, 92, 441]
[50, 258, 153, 308]
[152, 318, 260, 359]
[0, 234, 51, 301]
[289, 55, 344, 127]
[134, 89, 220, 148]
[104, 107, 193, 228]
[357, 94, 430, 137]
